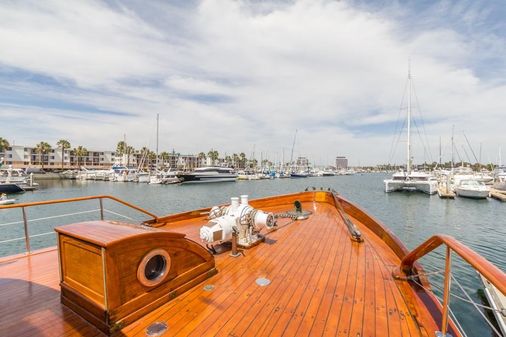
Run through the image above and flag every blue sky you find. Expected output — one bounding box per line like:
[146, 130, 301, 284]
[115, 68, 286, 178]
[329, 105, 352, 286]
[1, 0, 505, 165]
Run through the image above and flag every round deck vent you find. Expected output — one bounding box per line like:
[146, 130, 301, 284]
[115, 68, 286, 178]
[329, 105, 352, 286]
[256, 277, 271, 286]
[137, 249, 171, 287]
[203, 284, 215, 291]
[146, 321, 168, 336]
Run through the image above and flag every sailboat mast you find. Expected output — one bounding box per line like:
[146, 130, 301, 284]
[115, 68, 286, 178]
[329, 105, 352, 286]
[155, 113, 159, 170]
[407, 62, 412, 175]
[290, 129, 298, 168]
[451, 125, 455, 170]
[282, 148, 285, 171]
[439, 136, 442, 166]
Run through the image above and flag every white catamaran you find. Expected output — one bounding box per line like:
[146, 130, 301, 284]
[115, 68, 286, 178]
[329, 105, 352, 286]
[384, 64, 438, 194]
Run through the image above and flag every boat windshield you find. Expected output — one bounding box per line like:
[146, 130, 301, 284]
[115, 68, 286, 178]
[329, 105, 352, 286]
[460, 180, 483, 187]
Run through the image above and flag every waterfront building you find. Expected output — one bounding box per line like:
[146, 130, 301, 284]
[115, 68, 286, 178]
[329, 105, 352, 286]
[2, 145, 116, 169]
[336, 156, 348, 169]
[2, 145, 31, 167]
[177, 154, 199, 170]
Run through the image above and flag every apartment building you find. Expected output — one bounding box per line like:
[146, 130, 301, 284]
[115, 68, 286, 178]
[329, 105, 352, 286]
[1, 145, 116, 169]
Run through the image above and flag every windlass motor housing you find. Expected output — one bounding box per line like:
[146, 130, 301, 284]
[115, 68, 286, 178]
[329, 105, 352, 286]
[200, 195, 275, 247]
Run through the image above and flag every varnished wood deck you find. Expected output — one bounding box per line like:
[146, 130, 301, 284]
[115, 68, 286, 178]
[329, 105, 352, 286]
[0, 200, 440, 337]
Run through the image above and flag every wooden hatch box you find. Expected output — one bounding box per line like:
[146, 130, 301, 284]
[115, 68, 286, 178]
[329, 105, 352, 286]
[55, 221, 216, 335]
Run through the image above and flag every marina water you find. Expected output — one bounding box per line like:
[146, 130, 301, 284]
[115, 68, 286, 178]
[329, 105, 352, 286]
[1, 173, 504, 336]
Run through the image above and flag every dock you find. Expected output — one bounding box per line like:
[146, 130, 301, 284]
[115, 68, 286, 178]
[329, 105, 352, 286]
[438, 184, 455, 199]
[490, 188, 506, 202]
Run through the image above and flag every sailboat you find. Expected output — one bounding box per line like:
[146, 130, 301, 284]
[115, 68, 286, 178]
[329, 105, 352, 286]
[384, 64, 438, 194]
[148, 113, 165, 184]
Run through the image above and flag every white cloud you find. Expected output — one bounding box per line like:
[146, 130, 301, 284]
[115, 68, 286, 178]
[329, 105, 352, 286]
[0, 0, 505, 165]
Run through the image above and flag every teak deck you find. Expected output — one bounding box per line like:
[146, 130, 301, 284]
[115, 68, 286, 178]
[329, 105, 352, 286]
[0, 192, 454, 336]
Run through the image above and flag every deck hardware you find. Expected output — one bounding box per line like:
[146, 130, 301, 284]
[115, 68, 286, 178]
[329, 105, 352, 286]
[21, 206, 31, 253]
[230, 229, 242, 257]
[99, 198, 104, 220]
[146, 322, 168, 337]
[110, 321, 125, 333]
[203, 284, 215, 291]
[256, 277, 271, 286]
[435, 332, 452, 337]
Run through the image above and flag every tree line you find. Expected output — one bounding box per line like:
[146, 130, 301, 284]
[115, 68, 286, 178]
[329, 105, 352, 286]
[0, 137, 255, 169]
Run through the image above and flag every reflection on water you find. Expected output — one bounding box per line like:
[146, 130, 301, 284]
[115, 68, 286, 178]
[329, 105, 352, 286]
[0, 173, 504, 336]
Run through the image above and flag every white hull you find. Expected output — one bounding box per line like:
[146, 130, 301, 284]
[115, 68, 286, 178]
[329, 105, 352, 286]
[384, 179, 438, 195]
[149, 176, 163, 184]
[455, 188, 489, 199]
[163, 177, 180, 184]
[180, 177, 237, 184]
[0, 198, 16, 205]
[137, 174, 150, 183]
[238, 174, 260, 180]
[480, 274, 506, 336]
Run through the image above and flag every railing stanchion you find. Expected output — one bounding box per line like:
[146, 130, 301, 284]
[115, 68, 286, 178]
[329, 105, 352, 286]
[99, 199, 104, 220]
[21, 207, 31, 253]
[440, 246, 452, 336]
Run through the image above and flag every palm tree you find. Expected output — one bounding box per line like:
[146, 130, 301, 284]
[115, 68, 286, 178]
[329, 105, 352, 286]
[126, 146, 135, 167]
[197, 152, 206, 167]
[232, 153, 239, 168]
[116, 141, 126, 156]
[207, 150, 219, 166]
[34, 141, 51, 169]
[239, 152, 246, 169]
[56, 139, 71, 169]
[160, 151, 169, 164]
[148, 151, 157, 166]
[116, 141, 127, 165]
[0, 137, 9, 167]
[225, 155, 232, 166]
[73, 146, 88, 168]
[0, 137, 9, 154]
[160, 151, 169, 167]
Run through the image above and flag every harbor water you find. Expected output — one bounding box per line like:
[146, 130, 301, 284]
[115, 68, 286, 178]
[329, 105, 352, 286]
[0, 173, 504, 336]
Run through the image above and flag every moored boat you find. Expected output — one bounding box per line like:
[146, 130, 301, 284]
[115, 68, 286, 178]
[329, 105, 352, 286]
[0, 193, 15, 205]
[383, 64, 438, 195]
[177, 166, 237, 184]
[0, 182, 25, 194]
[385, 171, 438, 194]
[290, 170, 308, 178]
[480, 273, 506, 336]
[455, 179, 490, 199]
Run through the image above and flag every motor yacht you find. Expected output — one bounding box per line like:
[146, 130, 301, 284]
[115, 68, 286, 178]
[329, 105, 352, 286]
[455, 179, 490, 199]
[177, 166, 237, 184]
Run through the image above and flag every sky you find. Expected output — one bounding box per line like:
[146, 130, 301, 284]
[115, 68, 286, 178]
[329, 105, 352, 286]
[1, 0, 505, 166]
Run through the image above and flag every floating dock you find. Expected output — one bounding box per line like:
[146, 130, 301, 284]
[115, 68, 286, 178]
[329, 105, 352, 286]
[438, 184, 455, 199]
[490, 188, 506, 202]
